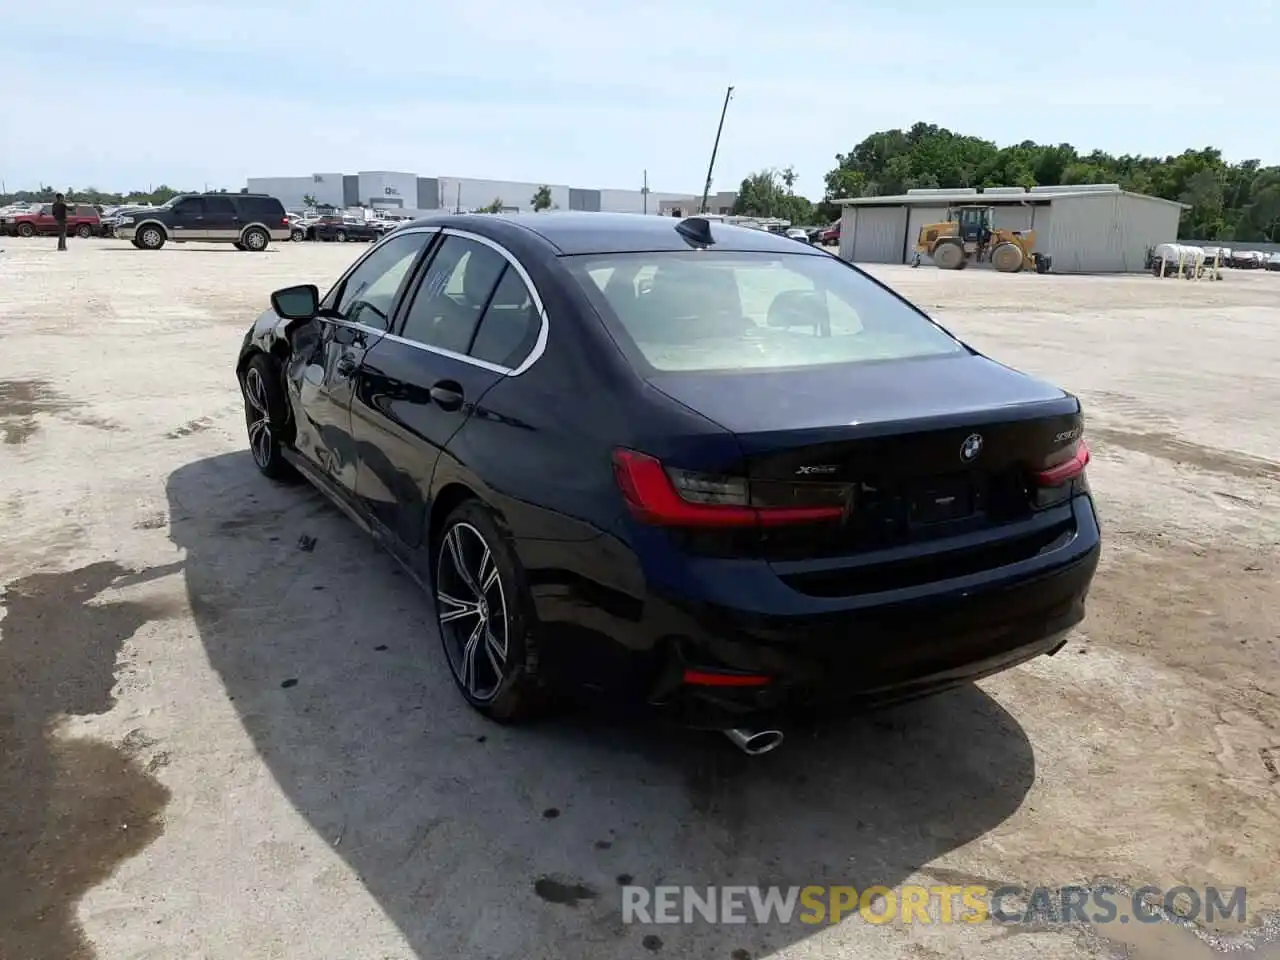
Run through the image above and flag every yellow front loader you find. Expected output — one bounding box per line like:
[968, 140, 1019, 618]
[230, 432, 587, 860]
[911, 205, 1050, 273]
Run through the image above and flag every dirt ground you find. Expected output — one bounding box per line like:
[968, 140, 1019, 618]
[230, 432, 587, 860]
[1, 237, 1277, 960]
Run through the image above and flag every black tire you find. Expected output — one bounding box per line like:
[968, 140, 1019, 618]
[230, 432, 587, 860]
[137, 224, 166, 250]
[242, 226, 269, 251]
[933, 240, 966, 270]
[76, 223, 93, 239]
[991, 242, 1024, 273]
[291, 228, 306, 242]
[335, 230, 347, 242]
[131, 238, 143, 249]
[241, 354, 298, 481]
[17, 222, 34, 238]
[233, 242, 247, 251]
[434, 499, 548, 723]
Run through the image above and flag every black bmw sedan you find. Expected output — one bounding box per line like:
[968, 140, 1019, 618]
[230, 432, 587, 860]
[235, 212, 1100, 754]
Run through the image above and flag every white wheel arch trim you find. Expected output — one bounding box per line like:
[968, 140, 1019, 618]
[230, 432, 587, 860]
[134, 219, 168, 240]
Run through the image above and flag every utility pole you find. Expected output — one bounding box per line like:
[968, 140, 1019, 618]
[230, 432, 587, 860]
[642, 169, 649, 215]
[699, 85, 734, 214]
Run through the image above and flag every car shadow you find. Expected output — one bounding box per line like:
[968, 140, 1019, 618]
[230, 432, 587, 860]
[166, 452, 1037, 960]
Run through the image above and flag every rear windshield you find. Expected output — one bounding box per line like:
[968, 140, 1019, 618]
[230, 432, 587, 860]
[565, 251, 965, 373]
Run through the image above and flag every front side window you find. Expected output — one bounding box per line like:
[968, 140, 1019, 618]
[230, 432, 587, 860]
[332, 232, 428, 330]
[171, 197, 205, 217]
[566, 251, 964, 373]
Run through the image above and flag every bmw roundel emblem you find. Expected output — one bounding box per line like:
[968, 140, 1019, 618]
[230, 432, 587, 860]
[960, 433, 983, 463]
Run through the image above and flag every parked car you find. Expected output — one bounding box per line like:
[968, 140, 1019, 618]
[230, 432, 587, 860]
[2, 203, 101, 238]
[99, 204, 154, 238]
[234, 213, 1100, 753]
[287, 213, 320, 241]
[785, 227, 811, 243]
[116, 193, 290, 250]
[817, 220, 841, 246]
[310, 215, 382, 243]
[1227, 250, 1266, 269]
[1267, 253, 1280, 272]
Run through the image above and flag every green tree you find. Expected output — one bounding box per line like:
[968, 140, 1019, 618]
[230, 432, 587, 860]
[822, 123, 1280, 241]
[531, 185, 552, 211]
[732, 168, 814, 224]
[477, 197, 504, 214]
[302, 193, 318, 207]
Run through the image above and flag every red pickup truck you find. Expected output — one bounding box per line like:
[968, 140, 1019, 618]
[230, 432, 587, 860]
[2, 203, 102, 238]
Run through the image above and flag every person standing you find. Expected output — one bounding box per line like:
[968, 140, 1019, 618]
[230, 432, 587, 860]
[52, 193, 69, 251]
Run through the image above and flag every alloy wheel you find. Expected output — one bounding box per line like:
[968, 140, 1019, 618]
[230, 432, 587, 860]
[437, 522, 509, 702]
[243, 367, 273, 467]
[245, 230, 266, 250]
[141, 227, 162, 249]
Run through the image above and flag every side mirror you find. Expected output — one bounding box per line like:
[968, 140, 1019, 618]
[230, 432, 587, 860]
[271, 283, 320, 321]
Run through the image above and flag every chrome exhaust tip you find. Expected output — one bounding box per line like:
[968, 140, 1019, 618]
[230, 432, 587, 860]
[724, 727, 785, 756]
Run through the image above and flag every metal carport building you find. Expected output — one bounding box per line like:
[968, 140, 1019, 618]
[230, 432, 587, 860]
[834, 184, 1186, 273]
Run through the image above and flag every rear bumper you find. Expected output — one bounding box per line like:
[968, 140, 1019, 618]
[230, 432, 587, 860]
[651, 547, 1094, 729]
[643, 498, 1100, 729]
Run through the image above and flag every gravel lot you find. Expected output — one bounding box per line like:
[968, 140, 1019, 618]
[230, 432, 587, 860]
[2, 238, 1278, 960]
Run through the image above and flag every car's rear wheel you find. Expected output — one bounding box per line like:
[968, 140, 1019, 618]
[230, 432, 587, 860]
[241, 354, 297, 481]
[76, 224, 93, 238]
[242, 226, 269, 251]
[138, 225, 166, 249]
[17, 223, 34, 238]
[435, 500, 546, 722]
[291, 228, 305, 242]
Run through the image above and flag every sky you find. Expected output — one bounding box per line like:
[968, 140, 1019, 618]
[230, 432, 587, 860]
[2, 0, 1275, 199]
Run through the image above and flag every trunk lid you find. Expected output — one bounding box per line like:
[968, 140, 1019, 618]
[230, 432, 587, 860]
[647, 354, 1084, 558]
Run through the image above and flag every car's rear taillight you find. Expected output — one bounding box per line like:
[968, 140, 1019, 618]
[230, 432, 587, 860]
[1033, 439, 1090, 487]
[281, 216, 290, 227]
[612, 449, 846, 528]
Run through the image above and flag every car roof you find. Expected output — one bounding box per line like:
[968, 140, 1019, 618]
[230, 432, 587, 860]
[400, 211, 829, 256]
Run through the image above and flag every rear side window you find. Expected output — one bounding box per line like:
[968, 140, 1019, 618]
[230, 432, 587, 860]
[239, 196, 286, 220]
[399, 236, 506, 355]
[470, 267, 539, 368]
[204, 196, 236, 216]
[75, 205, 97, 217]
[566, 251, 963, 373]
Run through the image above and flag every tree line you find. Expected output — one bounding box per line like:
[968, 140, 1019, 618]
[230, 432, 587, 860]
[9, 127, 1278, 240]
[732, 122, 1279, 241]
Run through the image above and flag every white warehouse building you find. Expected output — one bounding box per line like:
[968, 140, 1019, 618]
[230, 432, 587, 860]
[246, 170, 699, 217]
[836, 184, 1186, 274]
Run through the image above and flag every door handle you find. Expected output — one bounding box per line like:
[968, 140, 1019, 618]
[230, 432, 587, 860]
[428, 380, 464, 411]
[336, 353, 358, 377]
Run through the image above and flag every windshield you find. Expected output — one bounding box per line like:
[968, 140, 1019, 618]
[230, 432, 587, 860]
[566, 251, 966, 373]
